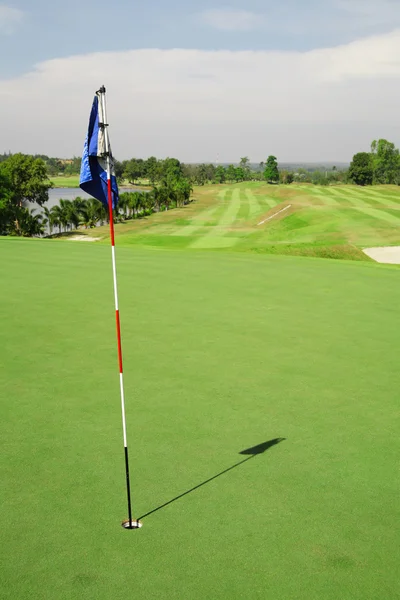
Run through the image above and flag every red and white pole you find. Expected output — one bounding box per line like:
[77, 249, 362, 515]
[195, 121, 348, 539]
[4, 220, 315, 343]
[99, 88, 141, 529]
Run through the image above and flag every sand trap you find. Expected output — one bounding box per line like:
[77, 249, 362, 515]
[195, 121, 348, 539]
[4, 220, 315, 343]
[67, 235, 101, 242]
[363, 246, 400, 264]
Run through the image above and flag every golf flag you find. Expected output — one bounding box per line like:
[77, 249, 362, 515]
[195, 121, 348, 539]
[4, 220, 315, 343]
[79, 91, 119, 208]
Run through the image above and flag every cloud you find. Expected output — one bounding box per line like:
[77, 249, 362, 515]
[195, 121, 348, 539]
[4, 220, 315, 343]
[200, 9, 263, 31]
[0, 4, 23, 34]
[1, 30, 400, 161]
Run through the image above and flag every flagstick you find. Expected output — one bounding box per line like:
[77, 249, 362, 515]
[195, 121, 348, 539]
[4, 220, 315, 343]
[99, 87, 141, 530]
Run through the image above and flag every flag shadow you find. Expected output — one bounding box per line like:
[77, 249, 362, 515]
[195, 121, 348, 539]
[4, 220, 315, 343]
[138, 437, 285, 520]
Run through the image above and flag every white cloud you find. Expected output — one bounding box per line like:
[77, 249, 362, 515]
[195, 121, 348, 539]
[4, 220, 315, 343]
[200, 9, 263, 31]
[1, 30, 400, 161]
[0, 4, 23, 34]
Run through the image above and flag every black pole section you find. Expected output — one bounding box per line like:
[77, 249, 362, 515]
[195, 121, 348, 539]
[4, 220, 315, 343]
[124, 447, 133, 527]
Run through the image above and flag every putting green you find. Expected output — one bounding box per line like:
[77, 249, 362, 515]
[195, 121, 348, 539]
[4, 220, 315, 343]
[1, 238, 399, 599]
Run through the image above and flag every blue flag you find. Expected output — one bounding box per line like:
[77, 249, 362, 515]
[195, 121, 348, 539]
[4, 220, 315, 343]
[80, 92, 119, 209]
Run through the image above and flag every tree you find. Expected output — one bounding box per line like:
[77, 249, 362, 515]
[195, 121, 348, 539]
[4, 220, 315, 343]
[215, 165, 226, 184]
[234, 167, 245, 182]
[226, 165, 236, 183]
[348, 152, 374, 186]
[114, 160, 125, 183]
[0, 154, 51, 235]
[123, 159, 145, 184]
[204, 163, 216, 182]
[43, 206, 54, 235]
[129, 191, 145, 217]
[371, 139, 400, 184]
[174, 179, 193, 206]
[196, 164, 209, 186]
[64, 157, 81, 176]
[79, 198, 105, 228]
[264, 156, 279, 184]
[162, 158, 182, 181]
[59, 199, 74, 231]
[311, 171, 329, 186]
[0, 153, 51, 206]
[0, 169, 13, 235]
[50, 205, 67, 233]
[280, 170, 294, 184]
[239, 157, 251, 180]
[145, 156, 161, 185]
[118, 193, 130, 219]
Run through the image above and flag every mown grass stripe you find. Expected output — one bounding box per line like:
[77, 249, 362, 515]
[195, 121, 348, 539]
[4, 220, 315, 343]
[353, 188, 400, 209]
[189, 188, 242, 248]
[217, 188, 242, 227]
[354, 206, 400, 224]
[245, 189, 263, 217]
[307, 187, 341, 206]
[237, 190, 250, 221]
[257, 195, 279, 209]
[327, 187, 373, 208]
[173, 205, 222, 236]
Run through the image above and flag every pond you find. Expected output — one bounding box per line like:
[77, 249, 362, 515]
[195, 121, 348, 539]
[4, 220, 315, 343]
[28, 187, 143, 211]
[27, 187, 145, 235]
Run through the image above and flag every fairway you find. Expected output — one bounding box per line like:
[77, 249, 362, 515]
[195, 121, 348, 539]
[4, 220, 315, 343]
[50, 175, 82, 188]
[1, 239, 399, 599]
[80, 183, 400, 261]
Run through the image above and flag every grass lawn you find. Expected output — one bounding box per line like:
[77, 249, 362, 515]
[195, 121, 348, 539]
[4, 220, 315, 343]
[51, 175, 81, 188]
[80, 183, 400, 260]
[1, 237, 399, 599]
[50, 175, 151, 189]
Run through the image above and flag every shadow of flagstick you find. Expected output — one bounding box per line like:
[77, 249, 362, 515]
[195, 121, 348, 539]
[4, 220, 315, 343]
[138, 437, 285, 520]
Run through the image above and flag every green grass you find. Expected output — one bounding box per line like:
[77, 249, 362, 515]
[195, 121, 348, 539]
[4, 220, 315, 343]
[51, 175, 81, 187]
[50, 176, 151, 189]
[77, 183, 400, 260]
[1, 238, 399, 599]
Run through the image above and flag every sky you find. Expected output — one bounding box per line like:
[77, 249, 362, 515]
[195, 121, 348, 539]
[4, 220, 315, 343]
[1, 0, 400, 162]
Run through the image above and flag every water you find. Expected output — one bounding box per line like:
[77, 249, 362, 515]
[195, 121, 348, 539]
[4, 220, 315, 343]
[28, 187, 142, 211]
[27, 187, 143, 235]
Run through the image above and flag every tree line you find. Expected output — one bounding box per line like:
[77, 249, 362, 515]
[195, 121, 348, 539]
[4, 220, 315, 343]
[5, 140, 400, 189]
[0, 153, 81, 177]
[0, 151, 348, 187]
[120, 155, 281, 185]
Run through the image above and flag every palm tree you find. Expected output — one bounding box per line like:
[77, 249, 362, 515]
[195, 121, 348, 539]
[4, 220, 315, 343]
[150, 186, 162, 212]
[43, 206, 54, 235]
[59, 199, 73, 231]
[118, 193, 130, 220]
[80, 198, 104, 228]
[50, 205, 63, 234]
[175, 179, 193, 206]
[19, 209, 45, 237]
[127, 191, 143, 218]
[70, 197, 86, 230]
[71, 197, 86, 213]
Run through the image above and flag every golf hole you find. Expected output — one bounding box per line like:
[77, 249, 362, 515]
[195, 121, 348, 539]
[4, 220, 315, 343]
[121, 519, 142, 530]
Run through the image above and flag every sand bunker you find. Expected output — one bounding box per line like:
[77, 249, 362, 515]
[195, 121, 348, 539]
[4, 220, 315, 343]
[363, 247, 400, 264]
[67, 235, 101, 242]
